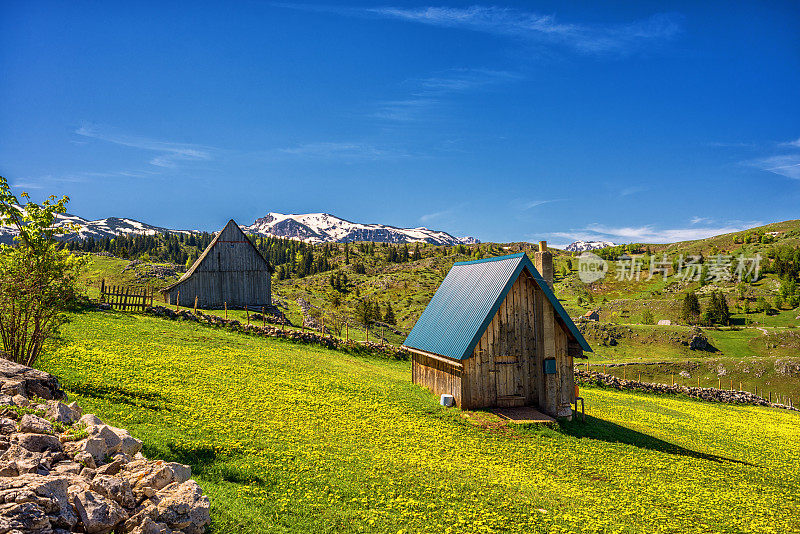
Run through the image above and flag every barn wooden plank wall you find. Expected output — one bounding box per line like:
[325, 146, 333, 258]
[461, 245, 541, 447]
[161, 221, 271, 309]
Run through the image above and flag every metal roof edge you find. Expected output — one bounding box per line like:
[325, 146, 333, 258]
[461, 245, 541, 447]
[453, 252, 526, 267]
[459, 256, 528, 360]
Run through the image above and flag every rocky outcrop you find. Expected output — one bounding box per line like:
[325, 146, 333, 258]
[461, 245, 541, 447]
[0, 359, 65, 401]
[0, 363, 211, 533]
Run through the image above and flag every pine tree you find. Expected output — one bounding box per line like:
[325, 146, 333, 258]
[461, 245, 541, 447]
[383, 303, 396, 325]
[681, 291, 701, 324]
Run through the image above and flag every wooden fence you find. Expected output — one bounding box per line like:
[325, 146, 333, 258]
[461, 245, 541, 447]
[100, 279, 154, 312]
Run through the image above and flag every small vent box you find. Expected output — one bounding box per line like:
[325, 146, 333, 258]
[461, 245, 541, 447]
[543, 358, 557, 374]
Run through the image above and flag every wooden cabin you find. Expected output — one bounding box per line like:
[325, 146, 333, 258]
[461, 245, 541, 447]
[582, 310, 600, 322]
[402, 244, 591, 418]
[161, 219, 273, 309]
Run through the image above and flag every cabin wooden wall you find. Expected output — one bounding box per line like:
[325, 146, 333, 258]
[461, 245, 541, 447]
[411, 352, 463, 407]
[462, 272, 540, 409]
[459, 268, 576, 416]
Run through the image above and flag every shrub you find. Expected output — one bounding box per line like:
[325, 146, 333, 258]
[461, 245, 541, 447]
[0, 176, 86, 366]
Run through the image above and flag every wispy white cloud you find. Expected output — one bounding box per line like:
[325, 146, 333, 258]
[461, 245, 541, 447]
[549, 220, 761, 244]
[781, 137, 800, 148]
[75, 124, 215, 168]
[512, 198, 565, 210]
[373, 68, 519, 122]
[9, 181, 43, 190]
[619, 185, 648, 197]
[419, 202, 468, 224]
[277, 142, 408, 160]
[746, 134, 800, 180]
[752, 155, 800, 180]
[364, 6, 681, 55]
[690, 216, 710, 225]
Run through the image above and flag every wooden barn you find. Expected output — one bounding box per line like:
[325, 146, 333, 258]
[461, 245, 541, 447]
[161, 219, 273, 309]
[402, 244, 591, 418]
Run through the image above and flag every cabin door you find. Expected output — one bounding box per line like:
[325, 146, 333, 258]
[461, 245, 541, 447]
[495, 352, 524, 400]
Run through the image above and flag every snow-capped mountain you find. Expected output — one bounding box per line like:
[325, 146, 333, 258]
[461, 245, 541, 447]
[564, 240, 617, 252]
[1, 208, 478, 246]
[0, 207, 188, 244]
[244, 212, 480, 245]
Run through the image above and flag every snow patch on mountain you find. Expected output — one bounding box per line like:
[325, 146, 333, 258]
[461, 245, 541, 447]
[244, 212, 480, 245]
[0, 206, 189, 244]
[564, 240, 617, 252]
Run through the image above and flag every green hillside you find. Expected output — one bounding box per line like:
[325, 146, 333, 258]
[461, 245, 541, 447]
[74, 218, 800, 401]
[40, 311, 800, 533]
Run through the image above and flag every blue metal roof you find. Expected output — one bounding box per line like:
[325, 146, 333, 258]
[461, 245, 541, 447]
[403, 253, 592, 360]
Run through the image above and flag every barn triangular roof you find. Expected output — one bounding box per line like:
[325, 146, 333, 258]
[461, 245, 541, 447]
[162, 219, 272, 292]
[402, 253, 591, 360]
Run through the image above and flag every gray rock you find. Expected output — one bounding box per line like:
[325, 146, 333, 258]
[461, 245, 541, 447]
[0, 501, 52, 533]
[14, 433, 62, 454]
[52, 461, 82, 475]
[0, 358, 64, 400]
[73, 490, 129, 534]
[73, 451, 97, 470]
[165, 463, 191, 485]
[0, 418, 17, 435]
[68, 401, 82, 421]
[19, 414, 54, 435]
[155, 480, 210, 534]
[80, 438, 108, 465]
[11, 394, 29, 407]
[45, 402, 75, 425]
[130, 517, 173, 534]
[0, 474, 77, 530]
[119, 435, 143, 457]
[89, 425, 122, 455]
[0, 395, 14, 406]
[80, 414, 103, 426]
[90, 474, 135, 508]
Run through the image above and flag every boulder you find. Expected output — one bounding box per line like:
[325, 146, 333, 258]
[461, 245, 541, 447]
[164, 463, 191, 485]
[0, 418, 17, 436]
[67, 402, 82, 421]
[155, 480, 210, 534]
[73, 490, 129, 534]
[15, 434, 63, 454]
[46, 403, 75, 425]
[0, 359, 65, 400]
[0, 501, 52, 533]
[19, 414, 55, 435]
[80, 414, 103, 427]
[87, 426, 121, 456]
[90, 474, 135, 509]
[79, 438, 108, 465]
[11, 394, 29, 407]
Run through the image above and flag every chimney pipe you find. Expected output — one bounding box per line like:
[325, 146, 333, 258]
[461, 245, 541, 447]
[534, 240, 554, 290]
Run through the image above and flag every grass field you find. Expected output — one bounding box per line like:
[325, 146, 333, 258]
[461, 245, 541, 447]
[39, 310, 800, 533]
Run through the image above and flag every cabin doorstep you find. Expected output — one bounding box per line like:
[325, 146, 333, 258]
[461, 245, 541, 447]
[160, 219, 274, 309]
[403, 244, 591, 419]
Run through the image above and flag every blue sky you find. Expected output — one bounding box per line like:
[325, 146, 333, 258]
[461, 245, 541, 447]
[1, 1, 798, 245]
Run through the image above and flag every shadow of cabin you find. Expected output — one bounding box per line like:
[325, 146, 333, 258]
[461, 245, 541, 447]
[160, 219, 274, 309]
[402, 243, 592, 419]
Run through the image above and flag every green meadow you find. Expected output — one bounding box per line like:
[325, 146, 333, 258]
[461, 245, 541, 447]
[39, 310, 800, 533]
